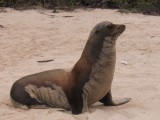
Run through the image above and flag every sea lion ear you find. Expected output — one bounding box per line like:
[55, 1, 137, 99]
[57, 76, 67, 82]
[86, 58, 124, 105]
[105, 36, 112, 41]
[107, 23, 113, 29]
[95, 25, 101, 33]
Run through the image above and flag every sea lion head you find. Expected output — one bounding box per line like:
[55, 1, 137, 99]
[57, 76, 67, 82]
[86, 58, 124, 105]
[90, 21, 125, 43]
[81, 21, 126, 59]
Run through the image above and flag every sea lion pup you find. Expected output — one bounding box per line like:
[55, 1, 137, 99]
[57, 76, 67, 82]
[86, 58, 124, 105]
[10, 21, 131, 114]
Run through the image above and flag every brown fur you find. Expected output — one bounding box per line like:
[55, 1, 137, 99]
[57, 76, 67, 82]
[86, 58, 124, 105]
[10, 21, 131, 114]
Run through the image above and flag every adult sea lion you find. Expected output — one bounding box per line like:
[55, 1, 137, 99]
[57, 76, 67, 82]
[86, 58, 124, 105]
[10, 21, 131, 114]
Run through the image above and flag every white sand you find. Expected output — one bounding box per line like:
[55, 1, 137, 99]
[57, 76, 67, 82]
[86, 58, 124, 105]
[0, 8, 160, 120]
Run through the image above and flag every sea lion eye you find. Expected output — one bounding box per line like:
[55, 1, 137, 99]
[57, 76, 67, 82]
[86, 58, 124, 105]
[95, 30, 99, 33]
[108, 24, 113, 29]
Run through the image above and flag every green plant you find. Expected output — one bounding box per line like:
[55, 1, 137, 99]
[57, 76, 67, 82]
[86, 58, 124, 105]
[0, 0, 4, 4]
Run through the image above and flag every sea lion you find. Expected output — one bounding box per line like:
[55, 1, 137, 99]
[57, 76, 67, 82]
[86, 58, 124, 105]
[10, 21, 131, 114]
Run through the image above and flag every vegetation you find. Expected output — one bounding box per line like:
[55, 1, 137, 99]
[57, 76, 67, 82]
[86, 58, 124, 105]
[0, 0, 160, 15]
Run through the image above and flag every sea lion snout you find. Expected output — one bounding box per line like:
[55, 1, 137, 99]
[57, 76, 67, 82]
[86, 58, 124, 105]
[112, 24, 125, 38]
[118, 24, 126, 31]
[114, 24, 125, 32]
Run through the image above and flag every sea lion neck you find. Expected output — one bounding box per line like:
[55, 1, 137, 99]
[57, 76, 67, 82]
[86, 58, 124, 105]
[72, 35, 116, 75]
[72, 37, 103, 73]
[81, 36, 104, 62]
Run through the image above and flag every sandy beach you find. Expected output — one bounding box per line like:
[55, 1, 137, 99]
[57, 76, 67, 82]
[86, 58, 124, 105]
[0, 8, 160, 120]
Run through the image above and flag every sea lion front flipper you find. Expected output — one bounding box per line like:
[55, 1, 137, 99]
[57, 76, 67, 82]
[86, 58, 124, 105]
[99, 90, 131, 106]
[69, 85, 89, 114]
[68, 87, 83, 115]
[82, 91, 89, 113]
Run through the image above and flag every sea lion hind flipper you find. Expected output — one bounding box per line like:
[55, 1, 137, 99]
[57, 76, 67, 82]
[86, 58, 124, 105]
[99, 90, 131, 106]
